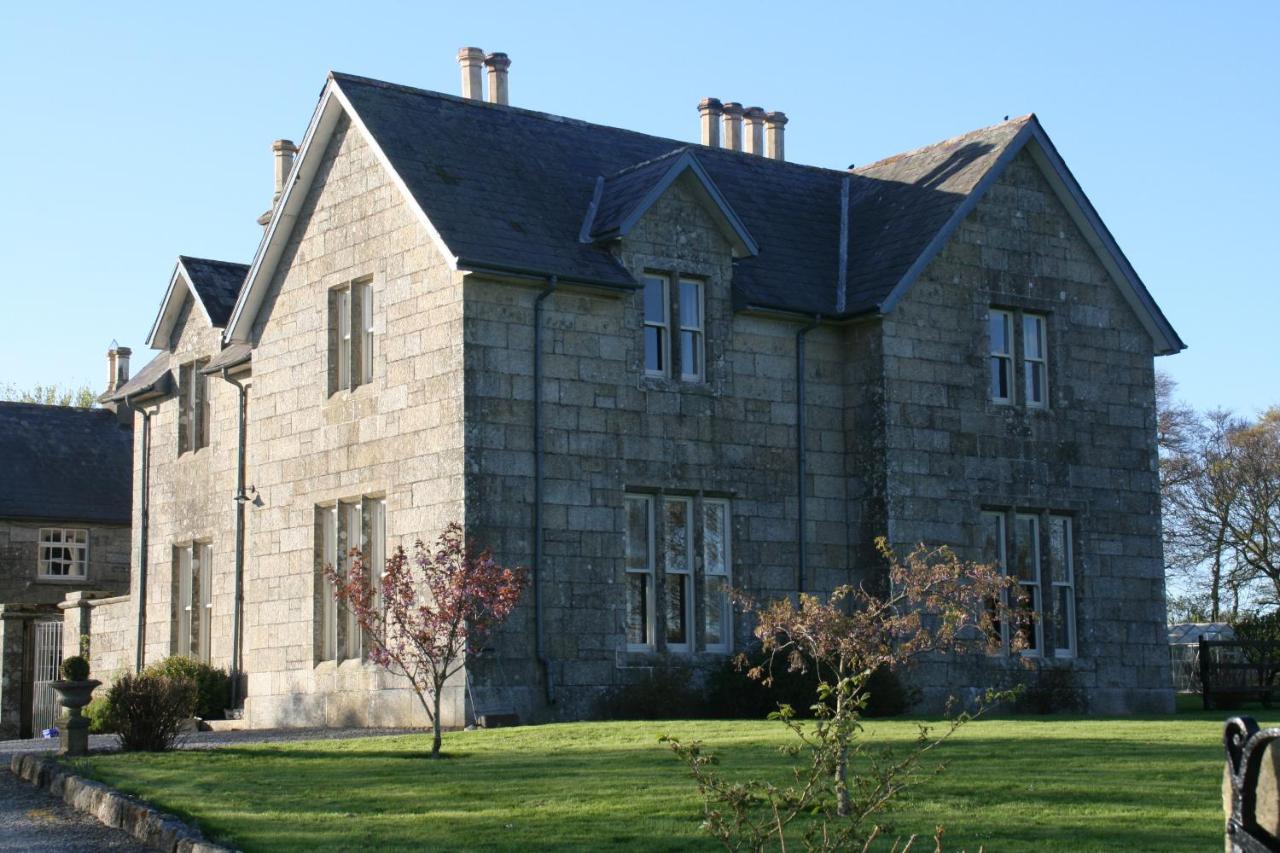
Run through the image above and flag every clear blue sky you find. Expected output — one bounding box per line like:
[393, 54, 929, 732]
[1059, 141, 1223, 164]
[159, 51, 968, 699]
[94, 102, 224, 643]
[1, 1, 1275, 416]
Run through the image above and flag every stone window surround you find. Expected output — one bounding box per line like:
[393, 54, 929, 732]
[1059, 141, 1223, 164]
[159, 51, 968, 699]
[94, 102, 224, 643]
[37, 527, 89, 582]
[980, 505, 1078, 660]
[985, 298, 1057, 412]
[637, 264, 714, 391]
[622, 487, 735, 660]
[326, 275, 375, 397]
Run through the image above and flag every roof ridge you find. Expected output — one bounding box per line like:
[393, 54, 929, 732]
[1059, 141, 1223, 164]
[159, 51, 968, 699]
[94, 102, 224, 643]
[605, 147, 694, 180]
[852, 114, 1035, 174]
[178, 255, 251, 269]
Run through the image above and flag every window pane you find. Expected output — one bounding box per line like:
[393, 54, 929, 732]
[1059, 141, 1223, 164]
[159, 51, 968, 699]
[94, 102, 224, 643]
[1013, 516, 1038, 582]
[627, 573, 649, 645]
[679, 281, 702, 328]
[643, 276, 666, 324]
[1015, 585, 1039, 651]
[989, 311, 1010, 354]
[644, 327, 663, 373]
[703, 503, 727, 576]
[705, 575, 727, 647]
[991, 356, 1010, 400]
[666, 573, 689, 645]
[625, 498, 649, 571]
[664, 499, 689, 571]
[361, 284, 374, 385]
[1023, 315, 1044, 359]
[1048, 517, 1069, 583]
[1027, 362, 1045, 405]
[681, 330, 700, 379]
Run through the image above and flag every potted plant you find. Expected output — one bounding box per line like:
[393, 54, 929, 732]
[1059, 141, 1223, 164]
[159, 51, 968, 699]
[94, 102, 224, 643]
[51, 656, 101, 756]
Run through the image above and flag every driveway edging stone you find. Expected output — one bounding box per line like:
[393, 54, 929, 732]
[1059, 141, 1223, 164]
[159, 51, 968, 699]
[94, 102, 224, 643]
[9, 753, 235, 852]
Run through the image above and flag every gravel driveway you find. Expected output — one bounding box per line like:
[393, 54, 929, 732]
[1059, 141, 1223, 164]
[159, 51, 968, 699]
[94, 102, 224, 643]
[0, 727, 423, 850]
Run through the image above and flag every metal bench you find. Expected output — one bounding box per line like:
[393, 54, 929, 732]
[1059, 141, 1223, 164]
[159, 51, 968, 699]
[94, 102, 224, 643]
[1223, 716, 1280, 852]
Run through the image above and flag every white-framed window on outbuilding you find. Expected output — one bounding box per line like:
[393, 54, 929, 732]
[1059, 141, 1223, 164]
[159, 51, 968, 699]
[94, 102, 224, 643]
[328, 278, 374, 395]
[1023, 313, 1049, 409]
[177, 360, 210, 454]
[1048, 515, 1076, 658]
[38, 528, 88, 580]
[624, 494, 656, 650]
[315, 496, 385, 664]
[702, 498, 732, 652]
[678, 278, 705, 382]
[643, 274, 670, 377]
[989, 309, 1013, 405]
[173, 542, 212, 662]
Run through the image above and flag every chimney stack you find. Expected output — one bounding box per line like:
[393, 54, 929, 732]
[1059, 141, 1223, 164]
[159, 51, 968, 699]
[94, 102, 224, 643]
[484, 52, 511, 105]
[743, 107, 766, 155]
[257, 139, 298, 228]
[765, 111, 788, 161]
[721, 102, 744, 151]
[106, 343, 131, 396]
[458, 47, 485, 99]
[698, 98, 723, 147]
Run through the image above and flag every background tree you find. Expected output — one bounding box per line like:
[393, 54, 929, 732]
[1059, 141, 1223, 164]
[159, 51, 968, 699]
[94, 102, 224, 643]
[663, 538, 1016, 850]
[326, 522, 526, 758]
[0, 382, 97, 408]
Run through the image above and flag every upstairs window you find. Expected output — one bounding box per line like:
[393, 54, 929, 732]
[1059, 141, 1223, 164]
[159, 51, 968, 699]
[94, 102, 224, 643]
[174, 542, 212, 662]
[679, 279, 705, 382]
[643, 275, 669, 377]
[177, 360, 209, 454]
[39, 528, 88, 580]
[1023, 313, 1048, 408]
[989, 309, 1013, 405]
[329, 279, 373, 394]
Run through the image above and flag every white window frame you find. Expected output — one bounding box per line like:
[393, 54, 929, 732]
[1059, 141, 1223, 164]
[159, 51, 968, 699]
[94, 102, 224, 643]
[360, 281, 374, 386]
[624, 495, 656, 651]
[38, 528, 88, 580]
[319, 505, 338, 662]
[989, 308, 1014, 405]
[177, 360, 209, 454]
[1049, 515, 1076, 658]
[1013, 514, 1043, 656]
[317, 497, 385, 664]
[678, 278, 705, 382]
[702, 498, 732, 652]
[662, 496, 695, 653]
[642, 274, 670, 378]
[1023, 313, 1048, 409]
[981, 511, 1009, 653]
[174, 542, 212, 662]
[337, 287, 352, 392]
[330, 279, 373, 395]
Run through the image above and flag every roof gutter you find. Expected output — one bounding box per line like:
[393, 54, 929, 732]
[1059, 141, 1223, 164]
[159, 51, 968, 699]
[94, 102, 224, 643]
[456, 258, 639, 294]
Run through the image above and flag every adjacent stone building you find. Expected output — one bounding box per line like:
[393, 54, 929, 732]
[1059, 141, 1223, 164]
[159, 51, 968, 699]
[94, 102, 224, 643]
[0, 399, 132, 737]
[79, 50, 1185, 727]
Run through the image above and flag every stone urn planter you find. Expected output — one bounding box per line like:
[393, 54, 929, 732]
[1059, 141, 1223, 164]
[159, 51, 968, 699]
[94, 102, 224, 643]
[51, 677, 101, 757]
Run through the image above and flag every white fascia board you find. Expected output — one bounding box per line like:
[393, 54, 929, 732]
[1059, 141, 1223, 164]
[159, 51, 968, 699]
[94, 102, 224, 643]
[145, 261, 213, 350]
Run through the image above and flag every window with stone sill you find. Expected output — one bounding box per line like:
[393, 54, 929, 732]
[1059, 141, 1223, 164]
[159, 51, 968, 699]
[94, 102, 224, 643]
[315, 496, 385, 664]
[177, 360, 210, 454]
[624, 493, 732, 654]
[328, 278, 374, 395]
[981, 509, 1076, 659]
[987, 307, 1049, 409]
[38, 528, 88, 580]
[173, 541, 212, 663]
[643, 273, 706, 382]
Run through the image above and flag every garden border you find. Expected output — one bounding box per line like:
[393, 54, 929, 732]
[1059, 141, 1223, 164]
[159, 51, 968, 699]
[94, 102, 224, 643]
[8, 753, 234, 852]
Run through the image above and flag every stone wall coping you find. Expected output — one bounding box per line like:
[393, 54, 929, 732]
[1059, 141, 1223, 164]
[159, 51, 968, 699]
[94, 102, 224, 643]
[59, 590, 130, 610]
[0, 602, 61, 619]
[9, 753, 236, 853]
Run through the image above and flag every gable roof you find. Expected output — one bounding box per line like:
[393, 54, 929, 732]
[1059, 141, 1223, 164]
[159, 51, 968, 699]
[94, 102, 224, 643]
[147, 256, 249, 349]
[0, 403, 132, 524]
[226, 73, 1183, 355]
[100, 351, 172, 404]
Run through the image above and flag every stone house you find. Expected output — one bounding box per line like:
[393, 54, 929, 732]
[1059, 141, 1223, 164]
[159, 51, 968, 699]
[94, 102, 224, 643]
[0, 397, 132, 737]
[77, 49, 1185, 727]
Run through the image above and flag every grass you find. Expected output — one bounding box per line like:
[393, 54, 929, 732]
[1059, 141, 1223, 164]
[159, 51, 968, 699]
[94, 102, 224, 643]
[70, 704, 1270, 852]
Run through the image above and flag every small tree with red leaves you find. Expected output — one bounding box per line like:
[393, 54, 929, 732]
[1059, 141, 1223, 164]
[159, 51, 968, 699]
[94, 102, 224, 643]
[325, 522, 526, 758]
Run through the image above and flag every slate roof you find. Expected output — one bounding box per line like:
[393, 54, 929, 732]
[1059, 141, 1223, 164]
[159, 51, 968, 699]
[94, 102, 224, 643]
[180, 256, 249, 327]
[0, 403, 132, 524]
[333, 74, 1036, 317]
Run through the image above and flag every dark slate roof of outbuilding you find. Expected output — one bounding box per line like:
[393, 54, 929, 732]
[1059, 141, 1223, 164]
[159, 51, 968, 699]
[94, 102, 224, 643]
[0, 403, 132, 524]
[332, 73, 1034, 317]
[180, 257, 249, 327]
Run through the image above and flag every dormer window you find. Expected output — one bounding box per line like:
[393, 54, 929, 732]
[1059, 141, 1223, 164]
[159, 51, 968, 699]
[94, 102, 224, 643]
[178, 360, 209, 454]
[643, 273, 705, 382]
[643, 274, 669, 377]
[1023, 313, 1048, 408]
[679, 279, 705, 382]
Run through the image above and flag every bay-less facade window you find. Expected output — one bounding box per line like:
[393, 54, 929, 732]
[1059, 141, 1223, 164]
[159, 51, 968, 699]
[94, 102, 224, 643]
[624, 493, 732, 653]
[177, 360, 210, 454]
[316, 497, 386, 664]
[989, 309, 1013, 405]
[981, 509, 1077, 658]
[643, 273, 706, 382]
[988, 308, 1049, 408]
[38, 528, 88, 579]
[329, 278, 374, 394]
[173, 542, 212, 662]
[1023, 313, 1048, 408]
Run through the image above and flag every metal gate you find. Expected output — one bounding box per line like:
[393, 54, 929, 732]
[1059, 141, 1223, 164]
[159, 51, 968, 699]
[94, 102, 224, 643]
[31, 621, 63, 736]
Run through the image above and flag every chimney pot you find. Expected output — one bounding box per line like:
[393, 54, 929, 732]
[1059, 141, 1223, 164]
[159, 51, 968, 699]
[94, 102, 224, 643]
[765, 111, 788, 161]
[698, 98, 723, 147]
[743, 107, 766, 156]
[106, 344, 131, 395]
[484, 52, 511, 105]
[721, 102, 744, 152]
[257, 139, 298, 228]
[457, 46, 486, 99]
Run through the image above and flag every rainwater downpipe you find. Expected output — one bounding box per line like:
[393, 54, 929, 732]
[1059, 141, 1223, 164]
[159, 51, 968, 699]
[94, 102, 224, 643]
[795, 315, 821, 594]
[222, 368, 249, 709]
[533, 276, 558, 704]
[126, 394, 151, 673]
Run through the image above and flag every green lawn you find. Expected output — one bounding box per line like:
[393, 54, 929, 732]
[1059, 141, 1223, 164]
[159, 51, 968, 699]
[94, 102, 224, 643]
[70, 707, 1264, 852]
